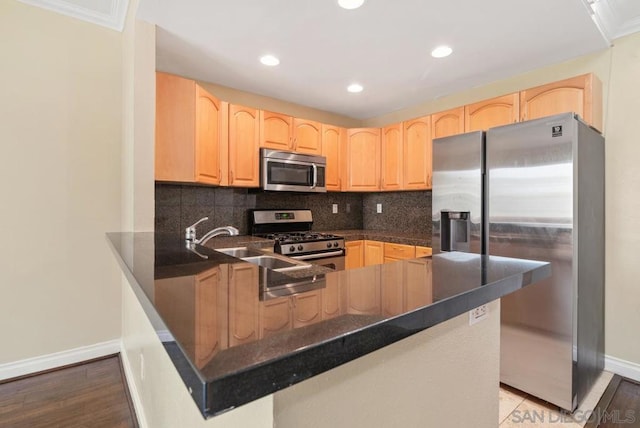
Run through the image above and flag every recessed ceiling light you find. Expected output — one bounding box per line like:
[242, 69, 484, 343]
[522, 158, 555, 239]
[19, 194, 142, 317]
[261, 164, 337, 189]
[431, 46, 453, 58]
[260, 55, 280, 66]
[347, 83, 363, 93]
[338, 0, 365, 10]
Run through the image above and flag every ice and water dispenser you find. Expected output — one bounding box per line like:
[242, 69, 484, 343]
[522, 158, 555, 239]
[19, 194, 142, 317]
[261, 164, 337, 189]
[439, 210, 471, 252]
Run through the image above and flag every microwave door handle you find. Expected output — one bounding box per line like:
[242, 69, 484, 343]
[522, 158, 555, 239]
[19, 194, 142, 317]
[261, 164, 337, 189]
[311, 163, 317, 189]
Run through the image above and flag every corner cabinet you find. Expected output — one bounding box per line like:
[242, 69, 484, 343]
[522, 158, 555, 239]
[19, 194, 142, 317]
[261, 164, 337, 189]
[228, 104, 260, 187]
[520, 73, 603, 131]
[156, 72, 227, 185]
[345, 128, 381, 191]
[464, 93, 519, 132]
[322, 124, 345, 191]
[403, 116, 432, 189]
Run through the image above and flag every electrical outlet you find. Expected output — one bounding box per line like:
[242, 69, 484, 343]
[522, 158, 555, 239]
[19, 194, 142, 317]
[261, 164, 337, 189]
[332, 204, 338, 214]
[469, 304, 488, 325]
[346, 203, 351, 213]
[376, 203, 382, 214]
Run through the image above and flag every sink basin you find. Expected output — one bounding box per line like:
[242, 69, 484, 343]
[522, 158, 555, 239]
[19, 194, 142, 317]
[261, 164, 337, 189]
[215, 247, 311, 272]
[243, 256, 298, 270]
[215, 247, 265, 258]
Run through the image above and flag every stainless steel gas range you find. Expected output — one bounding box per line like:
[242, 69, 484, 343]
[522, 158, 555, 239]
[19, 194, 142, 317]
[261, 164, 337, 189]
[250, 209, 345, 271]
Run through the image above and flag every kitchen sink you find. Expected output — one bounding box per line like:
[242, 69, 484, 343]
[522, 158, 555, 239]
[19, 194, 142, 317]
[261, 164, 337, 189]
[215, 247, 311, 272]
[215, 247, 265, 258]
[242, 256, 299, 270]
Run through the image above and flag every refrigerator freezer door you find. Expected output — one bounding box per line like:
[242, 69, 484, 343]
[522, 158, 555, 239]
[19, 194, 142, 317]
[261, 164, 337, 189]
[487, 113, 576, 410]
[432, 131, 484, 255]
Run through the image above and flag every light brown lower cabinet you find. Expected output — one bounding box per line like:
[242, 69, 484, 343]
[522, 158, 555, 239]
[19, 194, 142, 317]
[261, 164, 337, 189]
[383, 242, 416, 263]
[415, 246, 433, 257]
[364, 240, 384, 266]
[345, 240, 364, 269]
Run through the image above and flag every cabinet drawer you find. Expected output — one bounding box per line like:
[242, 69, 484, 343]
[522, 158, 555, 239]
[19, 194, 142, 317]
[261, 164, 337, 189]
[415, 246, 432, 257]
[383, 243, 415, 260]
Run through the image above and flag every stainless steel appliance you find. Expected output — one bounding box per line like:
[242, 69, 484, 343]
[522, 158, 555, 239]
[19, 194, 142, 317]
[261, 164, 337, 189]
[260, 149, 327, 193]
[432, 113, 604, 411]
[250, 209, 345, 270]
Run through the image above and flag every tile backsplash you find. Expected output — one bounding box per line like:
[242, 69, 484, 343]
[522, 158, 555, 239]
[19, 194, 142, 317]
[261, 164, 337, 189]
[155, 183, 431, 236]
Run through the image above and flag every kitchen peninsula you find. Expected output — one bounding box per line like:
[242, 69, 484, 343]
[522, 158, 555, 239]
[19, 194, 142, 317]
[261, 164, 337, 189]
[108, 232, 549, 426]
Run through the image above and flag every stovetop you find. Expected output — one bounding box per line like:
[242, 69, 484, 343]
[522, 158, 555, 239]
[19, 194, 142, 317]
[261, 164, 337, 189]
[256, 231, 342, 244]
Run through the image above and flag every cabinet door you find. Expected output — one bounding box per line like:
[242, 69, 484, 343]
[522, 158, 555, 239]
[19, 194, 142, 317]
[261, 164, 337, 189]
[195, 85, 223, 184]
[294, 118, 322, 155]
[415, 246, 432, 257]
[464, 93, 519, 132]
[155, 72, 196, 183]
[381, 124, 403, 190]
[345, 240, 364, 269]
[322, 273, 344, 320]
[404, 258, 432, 311]
[229, 104, 260, 187]
[260, 297, 291, 339]
[520, 74, 602, 131]
[384, 243, 415, 261]
[195, 267, 226, 368]
[403, 116, 431, 190]
[364, 240, 384, 266]
[228, 264, 259, 347]
[292, 290, 322, 328]
[431, 107, 464, 139]
[322, 125, 344, 191]
[346, 128, 381, 191]
[260, 110, 293, 150]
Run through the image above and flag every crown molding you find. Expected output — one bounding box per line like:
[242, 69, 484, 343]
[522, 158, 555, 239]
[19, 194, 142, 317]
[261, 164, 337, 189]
[18, 0, 129, 32]
[585, 0, 640, 42]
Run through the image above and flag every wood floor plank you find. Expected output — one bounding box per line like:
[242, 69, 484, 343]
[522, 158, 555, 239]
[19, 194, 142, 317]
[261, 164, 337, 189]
[0, 355, 137, 428]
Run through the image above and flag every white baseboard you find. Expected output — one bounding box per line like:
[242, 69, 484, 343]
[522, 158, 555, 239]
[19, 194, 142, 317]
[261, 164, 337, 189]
[0, 339, 121, 382]
[120, 346, 148, 428]
[605, 354, 640, 382]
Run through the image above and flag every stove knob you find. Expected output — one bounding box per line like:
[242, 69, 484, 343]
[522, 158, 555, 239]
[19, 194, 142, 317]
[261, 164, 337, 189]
[333, 242, 339, 248]
[327, 242, 332, 248]
[289, 246, 296, 252]
[297, 245, 304, 251]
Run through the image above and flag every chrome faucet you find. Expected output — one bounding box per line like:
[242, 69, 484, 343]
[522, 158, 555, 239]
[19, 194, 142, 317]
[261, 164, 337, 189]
[185, 217, 240, 246]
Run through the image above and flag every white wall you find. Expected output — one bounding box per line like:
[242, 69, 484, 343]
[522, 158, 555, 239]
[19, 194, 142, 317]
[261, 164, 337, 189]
[0, 1, 123, 364]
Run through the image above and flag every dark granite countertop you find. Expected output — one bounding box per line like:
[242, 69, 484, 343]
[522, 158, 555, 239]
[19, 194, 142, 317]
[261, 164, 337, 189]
[107, 232, 548, 418]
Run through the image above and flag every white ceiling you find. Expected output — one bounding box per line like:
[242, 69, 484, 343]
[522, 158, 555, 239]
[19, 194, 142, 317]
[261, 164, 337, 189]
[24, 0, 640, 120]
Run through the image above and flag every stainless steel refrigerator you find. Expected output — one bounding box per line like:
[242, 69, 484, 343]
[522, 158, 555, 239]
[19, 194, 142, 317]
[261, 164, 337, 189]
[432, 113, 604, 411]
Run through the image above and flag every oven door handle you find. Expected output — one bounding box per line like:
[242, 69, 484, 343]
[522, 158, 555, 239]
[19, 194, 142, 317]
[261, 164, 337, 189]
[311, 163, 317, 189]
[290, 250, 344, 260]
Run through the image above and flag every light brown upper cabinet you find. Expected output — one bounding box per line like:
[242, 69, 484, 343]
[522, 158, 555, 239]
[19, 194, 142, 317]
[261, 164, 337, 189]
[381, 124, 403, 191]
[346, 128, 381, 191]
[260, 111, 293, 151]
[431, 106, 465, 139]
[156, 72, 227, 185]
[293, 118, 322, 155]
[322, 124, 344, 191]
[520, 73, 602, 131]
[403, 116, 432, 190]
[464, 93, 520, 132]
[228, 104, 260, 187]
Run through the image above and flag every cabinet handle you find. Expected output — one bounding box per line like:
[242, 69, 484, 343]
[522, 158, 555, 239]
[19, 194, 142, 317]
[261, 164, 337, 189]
[230, 170, 234, 184]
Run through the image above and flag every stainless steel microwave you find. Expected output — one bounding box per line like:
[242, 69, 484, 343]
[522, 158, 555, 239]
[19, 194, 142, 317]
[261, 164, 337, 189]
[260, 148, 326, 193]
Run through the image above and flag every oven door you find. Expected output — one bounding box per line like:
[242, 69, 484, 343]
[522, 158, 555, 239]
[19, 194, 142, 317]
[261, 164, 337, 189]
[290, 250, 345, 271]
